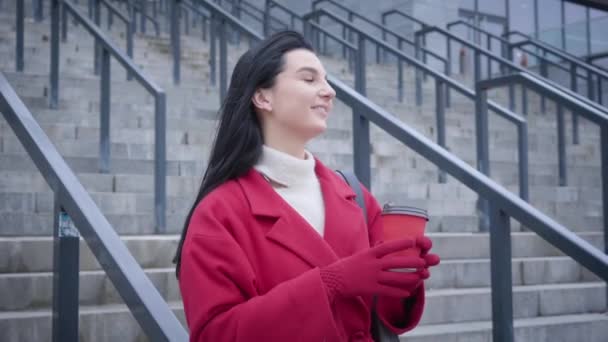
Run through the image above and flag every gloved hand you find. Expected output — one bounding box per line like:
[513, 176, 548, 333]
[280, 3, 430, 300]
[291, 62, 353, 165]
[416, 236, 440, 279]
[320, 238, 427, 302]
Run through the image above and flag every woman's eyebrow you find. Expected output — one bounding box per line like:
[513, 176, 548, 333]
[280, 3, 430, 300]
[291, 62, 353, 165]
[296, 67, 326, 77]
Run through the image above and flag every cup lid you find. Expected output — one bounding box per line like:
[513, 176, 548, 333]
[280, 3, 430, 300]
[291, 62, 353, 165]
[382, 203, 428, 220]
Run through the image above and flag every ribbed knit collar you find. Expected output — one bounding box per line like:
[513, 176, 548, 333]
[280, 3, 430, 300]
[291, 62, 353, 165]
[254, 145, 316, 187]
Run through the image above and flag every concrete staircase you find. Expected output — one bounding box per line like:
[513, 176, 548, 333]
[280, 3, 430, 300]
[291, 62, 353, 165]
[0, 1, 605, 341]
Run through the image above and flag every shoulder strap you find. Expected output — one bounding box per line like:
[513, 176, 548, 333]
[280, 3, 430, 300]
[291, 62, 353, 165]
[335, 170, 400, 342]
[334, 170, 367, 221]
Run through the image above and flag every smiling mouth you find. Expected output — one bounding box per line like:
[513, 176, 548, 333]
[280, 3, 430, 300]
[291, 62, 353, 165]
[312, 106, 330, 116]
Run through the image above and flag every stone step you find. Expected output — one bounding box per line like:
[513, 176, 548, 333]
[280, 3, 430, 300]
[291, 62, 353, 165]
[420, 282, 606, 325]
[405, 313, 608, 342]
[0, 302, 186, 342]
[1, 232, 603, 273]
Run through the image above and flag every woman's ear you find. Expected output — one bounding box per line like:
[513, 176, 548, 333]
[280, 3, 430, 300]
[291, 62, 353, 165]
[252, 88, 272, 113]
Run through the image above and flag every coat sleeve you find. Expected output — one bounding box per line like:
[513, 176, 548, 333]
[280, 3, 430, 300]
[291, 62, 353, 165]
[179, 199, 338, 342]
[361, 186, 426, 334]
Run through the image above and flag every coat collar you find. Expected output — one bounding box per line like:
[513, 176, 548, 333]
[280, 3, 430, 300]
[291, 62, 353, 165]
[237, 157, 362, 267]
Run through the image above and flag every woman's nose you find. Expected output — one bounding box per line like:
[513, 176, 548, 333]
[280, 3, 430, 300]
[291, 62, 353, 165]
[320, 81, 336, 99]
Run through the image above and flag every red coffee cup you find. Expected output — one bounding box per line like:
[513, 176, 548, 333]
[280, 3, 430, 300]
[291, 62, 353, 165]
[381, 204, 428, 259]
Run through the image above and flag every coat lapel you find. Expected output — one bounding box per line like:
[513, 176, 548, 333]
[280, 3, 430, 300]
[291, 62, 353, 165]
[237, 168, 338, 268]
[315, 160, 371, 258]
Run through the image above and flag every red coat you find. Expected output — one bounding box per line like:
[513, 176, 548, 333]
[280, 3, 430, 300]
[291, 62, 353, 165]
[179, 157, 425, 341]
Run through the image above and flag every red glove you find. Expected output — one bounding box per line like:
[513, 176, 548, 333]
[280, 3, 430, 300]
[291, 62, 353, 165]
[416, 236, 440, 279]
[320, 238, 427, 302]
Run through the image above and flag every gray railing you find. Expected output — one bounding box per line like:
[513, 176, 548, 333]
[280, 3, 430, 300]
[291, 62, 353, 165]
[0, 72, 188, 341]
[265, 0, 356, 70]
[393, 11, 608, 160]
[178, 3, 608, 342]
[311, 0, 445, 70]
[51, 0, 167, 231]
[505, 30, 608, 106]
[446, 19, 591, 107]
[476, 70, 608, 306]
[385, 10, 608, 121]
[301, 8, 529, 205]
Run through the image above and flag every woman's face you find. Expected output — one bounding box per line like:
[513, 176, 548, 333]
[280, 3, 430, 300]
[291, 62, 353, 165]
[254, 48, 336, 144]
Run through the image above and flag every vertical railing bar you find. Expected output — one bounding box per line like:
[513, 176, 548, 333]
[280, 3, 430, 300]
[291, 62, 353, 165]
[50, 0, 60, 109]
[557, 103, 567, 186]
[171, 0, 180, 84]
[155, 91, 167, 233]
[354, 34, 370, 189]
[570, 63, 579, 145]
[518, 122, 529, 201]
[209, 13, 216, 86]
[600, 123, 608, 305]
[51, 203, 80, 342]
[99, 47, 111, 174]
[489, 204, 514, 342]
[93, 0, 101, 75]
[398, 59, 403, 102]
[414, 32, 422, 106]
[436, 79, 447, 183]
[475, 82, 490, 232]
[219, 18, 227, 103]
[16, 0, 25, 72]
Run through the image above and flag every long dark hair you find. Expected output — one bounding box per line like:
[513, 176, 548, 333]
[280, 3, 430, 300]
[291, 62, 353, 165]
[174, 31, 314, 277]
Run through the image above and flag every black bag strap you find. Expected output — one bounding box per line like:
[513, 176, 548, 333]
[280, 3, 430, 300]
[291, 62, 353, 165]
[334, 170, 400, 342]
[335, 170, 367, 219]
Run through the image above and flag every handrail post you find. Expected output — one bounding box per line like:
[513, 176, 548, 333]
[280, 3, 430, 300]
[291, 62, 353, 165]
[435, 79, 447, 183]
[475, 82, 490, 232]
[219, 18, 228, 103]
[489, 204, 514, 342]
[557, 104, 567, 186]
[446, 36, 452, 107]
[209, 13, 216, 86]
[52, 205, 80, 342]
[61, 2, 68, 42]
[397, 60, 403, 102]
[93, 0, 101, 75]
[508, 45, 515, 111]
[155, 92, 167, 233]
[16, 0, 24, 72]
[521, 82, 528, 116]
[354, 34, 371, 188]
[263, 0, 270, 37]
[127, 13, 134, 81]
[50, 0, 60, 109]
[601, 124, 608, 304]
[34, 0, 43, 21]
[540, 53, 548, 113]
[99, 47, 111, 174]
[570, 63, 579, 144]
[141, 0, 147, 33]
[171, 0, 181, 84]
[587, 69, 594, 102]
[517, 122, 529, 201]
[414, 32, 422, 106]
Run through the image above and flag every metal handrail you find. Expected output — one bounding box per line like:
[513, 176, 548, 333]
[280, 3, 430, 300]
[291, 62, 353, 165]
[311, 0, 447, 67]
[215, 0, 288, 32]
[476, 71, 608, 300]
[53, 0, 167, 231]
[381, 8, 427, 29]
[446, 20, 583, 79]
[0, 72, 188, 341]
[302, 8, 529, 201]
[507, 34, 608, 82]
[190, 3, 608, 342]
[505, 30, 608, 105]
[384, 9, 608, 120]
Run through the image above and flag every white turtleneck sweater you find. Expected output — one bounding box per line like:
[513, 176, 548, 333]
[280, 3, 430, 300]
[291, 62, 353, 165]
[254, 145, 326, 236]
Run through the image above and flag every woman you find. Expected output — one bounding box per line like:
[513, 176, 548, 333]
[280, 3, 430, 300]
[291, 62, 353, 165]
[175, 30, 440, 342]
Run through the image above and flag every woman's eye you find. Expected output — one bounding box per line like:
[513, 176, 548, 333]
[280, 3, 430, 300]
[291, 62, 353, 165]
[304, 78, 314, 83]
